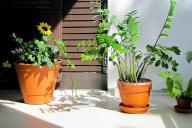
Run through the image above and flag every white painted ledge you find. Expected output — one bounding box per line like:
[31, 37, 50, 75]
[0, 90, 191, 128]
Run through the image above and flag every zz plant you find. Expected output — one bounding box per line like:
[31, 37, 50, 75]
[78, 0, 180, 82]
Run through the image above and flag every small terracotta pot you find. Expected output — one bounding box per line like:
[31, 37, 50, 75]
[118, 79, 152, 113]
[15, 61, 61, 104]
[176, 97, 191, 109]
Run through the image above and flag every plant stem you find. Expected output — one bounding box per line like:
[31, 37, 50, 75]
[138, 1, 171, 79]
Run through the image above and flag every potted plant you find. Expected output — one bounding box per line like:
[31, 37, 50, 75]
[159, 50, 192, 113]
[159, 71, 192, 113]
[78, 0, 180, 113]
[3, 22, 74, 104]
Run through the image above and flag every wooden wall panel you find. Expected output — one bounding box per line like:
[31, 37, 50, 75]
[62, 0, 102, 72]
[63, 21, 99, 27]
[63, 27, 97, 34]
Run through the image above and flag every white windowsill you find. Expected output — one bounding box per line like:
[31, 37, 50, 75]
[0, 90, 191, 128]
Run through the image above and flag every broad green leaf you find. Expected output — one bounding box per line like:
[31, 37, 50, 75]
[166, 78, 174, 96]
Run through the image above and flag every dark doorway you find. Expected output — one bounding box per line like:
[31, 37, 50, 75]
[0, 0, 107, 90]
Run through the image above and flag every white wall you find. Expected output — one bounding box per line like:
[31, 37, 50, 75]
[107, 0, 192, 92]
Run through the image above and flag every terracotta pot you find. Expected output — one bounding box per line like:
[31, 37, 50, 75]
[15, 61, 61, 104]
[118, 79, 152, 109]
[176, 97, 191, 109]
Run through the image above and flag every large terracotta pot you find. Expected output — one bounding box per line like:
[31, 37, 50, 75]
[15, 61, 61, 104]
[118, 79, 152, 113]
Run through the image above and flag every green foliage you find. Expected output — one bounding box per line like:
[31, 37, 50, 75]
[159, 71, 192, 98]
[2, 25, 74, 69]
[2, 60, 12, 68]
[186, 51, 192, 63]
[145, 44, 180, 71]
[78, 0, 180, 83]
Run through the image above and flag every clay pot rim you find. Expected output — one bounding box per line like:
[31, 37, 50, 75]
[118, 78, 152, 86]
[14, 60, 62, 66]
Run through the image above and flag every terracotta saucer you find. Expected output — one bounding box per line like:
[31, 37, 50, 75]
[119, 103, 149, 114]
[174, 105, 192, 113]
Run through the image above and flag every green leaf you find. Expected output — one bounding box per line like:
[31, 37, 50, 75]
[162, 61, 166, 68]
[187, 78, 192, 97]
[186, 51, 192, 63]
[44, 57, 54, 68]
[166, 78, 174, 96]
[155, 59, 161, 67]
[111, 15, 116, 22]
[42, 36, 50, 41]
[160, 33, 168, 38]
[66, 59, 76, 69]
[165, 63, 169, 69]
[169, 46, 181, 55]
[172, 67, 177, 71]
[169, 0, 177, 16]
[28, 54, 35, 62]
[103, 9, 110, 16]
[131, 34, 140, 43]
[150, 57, 156, 61]
[135, 54, 142, 61]
[171, 60, 179, 67]
[2, 61, 12, 68]
[109, 52, 118, 61]
[159, 71, 183, 97]
[35, 40, 46, 50]
[166, 17, 172, 23]
[168, 57, 173, 62]
[164, 24, 171, 30]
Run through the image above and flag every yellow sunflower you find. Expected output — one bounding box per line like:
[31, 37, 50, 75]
[37, 22, 52, 36]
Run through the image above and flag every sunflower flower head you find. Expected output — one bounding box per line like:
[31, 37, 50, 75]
[37, 22, 52, 36]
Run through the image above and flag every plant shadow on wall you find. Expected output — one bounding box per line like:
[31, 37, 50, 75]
[0, 0, 78, 89]
[39, 90, 120, 113]
[78, 0, 180, 113]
